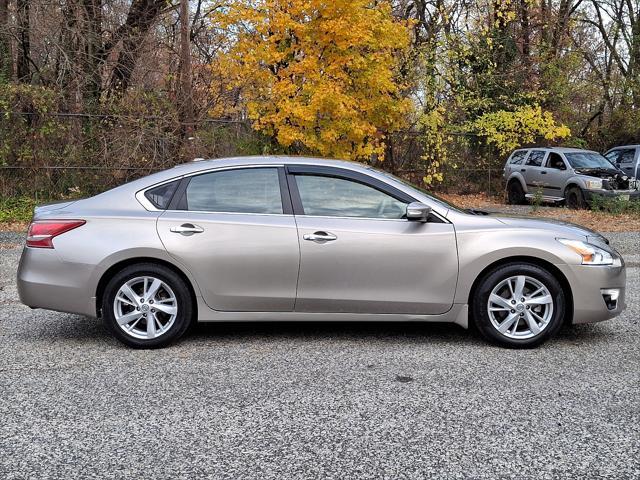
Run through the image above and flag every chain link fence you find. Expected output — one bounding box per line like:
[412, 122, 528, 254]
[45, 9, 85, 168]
[0, 164, 506, 201]
[1, 111, 507, 200]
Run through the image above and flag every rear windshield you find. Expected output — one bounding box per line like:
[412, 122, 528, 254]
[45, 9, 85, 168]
[565, 152, 615, 170]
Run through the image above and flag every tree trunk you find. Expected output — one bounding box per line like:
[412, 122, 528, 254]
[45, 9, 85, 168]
[108, 0, 166, 95]
[0, 0, 11, 80]
[82, 0, 103, 102]
[16, 0, 30, 82]
[179, 0, 194, 137]
[519, 0, 531, 75]
[628, 6, 640, 108]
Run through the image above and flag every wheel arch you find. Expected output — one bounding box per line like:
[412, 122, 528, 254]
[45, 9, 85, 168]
[95, 257, 199, 319]
[563, 182, 582, 197]
[507, 174, 526, 190]
[467, 255, 574, 326]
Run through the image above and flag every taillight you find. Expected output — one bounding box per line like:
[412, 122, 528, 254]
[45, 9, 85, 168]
[26, 220, 86, 248]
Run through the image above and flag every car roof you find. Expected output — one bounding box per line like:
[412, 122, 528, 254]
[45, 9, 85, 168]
[170, 155, 373, 174]
[87, 155, 453, 217]
[511, 147, 598, 154]
[104, 155, 386, 201]
[606, 145, 640, 150]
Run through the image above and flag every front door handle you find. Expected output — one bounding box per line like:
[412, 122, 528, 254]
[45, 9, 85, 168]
[540, 171, 547, 174]
[303, 231, 337, 242]
[170, 223, 204, 235]
[520, 168, 527, 172]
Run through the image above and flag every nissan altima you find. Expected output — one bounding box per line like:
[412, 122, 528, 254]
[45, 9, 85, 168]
[17, 156, 626, 348]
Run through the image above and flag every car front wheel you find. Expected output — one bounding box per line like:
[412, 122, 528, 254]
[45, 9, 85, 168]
[472, 263, 566, 348]
[565, 186, 586, 209]
[102, 263, 193, 348]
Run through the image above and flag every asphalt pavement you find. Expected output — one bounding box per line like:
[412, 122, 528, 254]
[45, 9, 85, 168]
[0, 232, 638, 479]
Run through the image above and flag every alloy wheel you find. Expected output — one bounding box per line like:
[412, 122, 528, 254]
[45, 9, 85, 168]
[487, 275, 554, 340]
[113, 276, 178, 340]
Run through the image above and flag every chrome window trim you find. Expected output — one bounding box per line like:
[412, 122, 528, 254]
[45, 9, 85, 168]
[135, 164, 284, 212]
[289, 213, 450, 223]
[135, 162, 450, 223]
[164, 210, 294, 218]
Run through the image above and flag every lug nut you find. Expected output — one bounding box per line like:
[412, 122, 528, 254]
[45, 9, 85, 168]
[511, 309, 515, 313]
[136, 307, 140, 311]
[520, 298, 525, 302]
[140, 298, 144, 303]
[511, 300, 516, 305]
[151, 309, 155, 313]
[149, 300, 154, 304]
[526, 305, 530, 310]
[142, 313, 147, 317]
[520, 313, 524, 316]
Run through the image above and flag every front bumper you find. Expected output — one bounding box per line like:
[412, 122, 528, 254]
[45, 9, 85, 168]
[17, 246, 98, 317]
[584, 189, 640, 201]
[556, 263, 627, 324]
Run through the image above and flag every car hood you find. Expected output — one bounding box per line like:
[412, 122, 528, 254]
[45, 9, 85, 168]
[492, 214, 608, 244]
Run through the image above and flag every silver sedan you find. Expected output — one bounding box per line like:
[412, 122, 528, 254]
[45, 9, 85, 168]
[17, 156, 626, 348]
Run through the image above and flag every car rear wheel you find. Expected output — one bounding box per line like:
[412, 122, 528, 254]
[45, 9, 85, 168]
[472, 263, 566, 348]
[565, 186, 586, 209]
[102, 263, 193, 348]
[506, 181, 526, 205]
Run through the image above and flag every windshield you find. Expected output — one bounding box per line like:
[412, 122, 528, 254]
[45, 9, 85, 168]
[565, 152, 616, 170]
[370, 168, 464, 213]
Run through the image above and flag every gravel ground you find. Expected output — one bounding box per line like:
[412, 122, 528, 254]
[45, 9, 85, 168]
[1, 234, 639, 479]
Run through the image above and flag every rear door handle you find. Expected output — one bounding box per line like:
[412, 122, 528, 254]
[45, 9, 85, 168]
[170, 223, 204, 235]
[541, 171, 547, 174]
[520, 168, 527, 172]
[303, 231, 337, 242]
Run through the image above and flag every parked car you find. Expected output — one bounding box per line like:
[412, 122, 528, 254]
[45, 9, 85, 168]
[17, 156, 626, 349]
[604, 145, 640, 180]
[503, 147, 639, 208]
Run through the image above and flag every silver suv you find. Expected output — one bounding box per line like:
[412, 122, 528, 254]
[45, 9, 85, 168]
[503, 147, 639, 208]
[604, 145, 640, 179]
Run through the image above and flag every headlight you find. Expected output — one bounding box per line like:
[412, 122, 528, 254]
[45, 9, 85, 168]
[584, 179, 603, 190]
[557, 238, 614, 265]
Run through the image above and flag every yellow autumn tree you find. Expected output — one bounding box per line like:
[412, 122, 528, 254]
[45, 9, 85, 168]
[211, 0, 412, 160]
[473, 105, 571, 155]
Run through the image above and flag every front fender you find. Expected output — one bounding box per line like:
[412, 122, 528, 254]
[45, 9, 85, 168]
[454, 229, 576, 304]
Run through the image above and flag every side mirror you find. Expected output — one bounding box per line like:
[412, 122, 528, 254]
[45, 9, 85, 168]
[406, 202, 432, 222]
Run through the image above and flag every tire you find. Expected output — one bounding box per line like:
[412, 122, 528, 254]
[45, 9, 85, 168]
[565, 186, 586, 209]
[102, 263, 193, 348]
[506, 180, 526, 205]
[472, 263, 566, 348]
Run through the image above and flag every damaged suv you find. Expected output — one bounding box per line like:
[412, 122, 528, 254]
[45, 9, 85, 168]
[504, 147, 639, 208]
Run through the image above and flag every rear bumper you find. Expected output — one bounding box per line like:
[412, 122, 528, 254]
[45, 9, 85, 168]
[17, 246, 97, 317]
[556, 263, 627, 324]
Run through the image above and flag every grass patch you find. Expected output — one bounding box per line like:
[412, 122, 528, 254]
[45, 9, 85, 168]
[589, 195, 640, 215]
[0, 197, 38, 223]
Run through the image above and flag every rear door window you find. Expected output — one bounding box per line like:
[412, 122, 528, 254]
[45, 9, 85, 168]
[183, 168, 283, 214]
[525, 150, 546, 167]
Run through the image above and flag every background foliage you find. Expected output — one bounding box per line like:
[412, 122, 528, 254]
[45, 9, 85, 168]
[1, 0, 640, 198]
